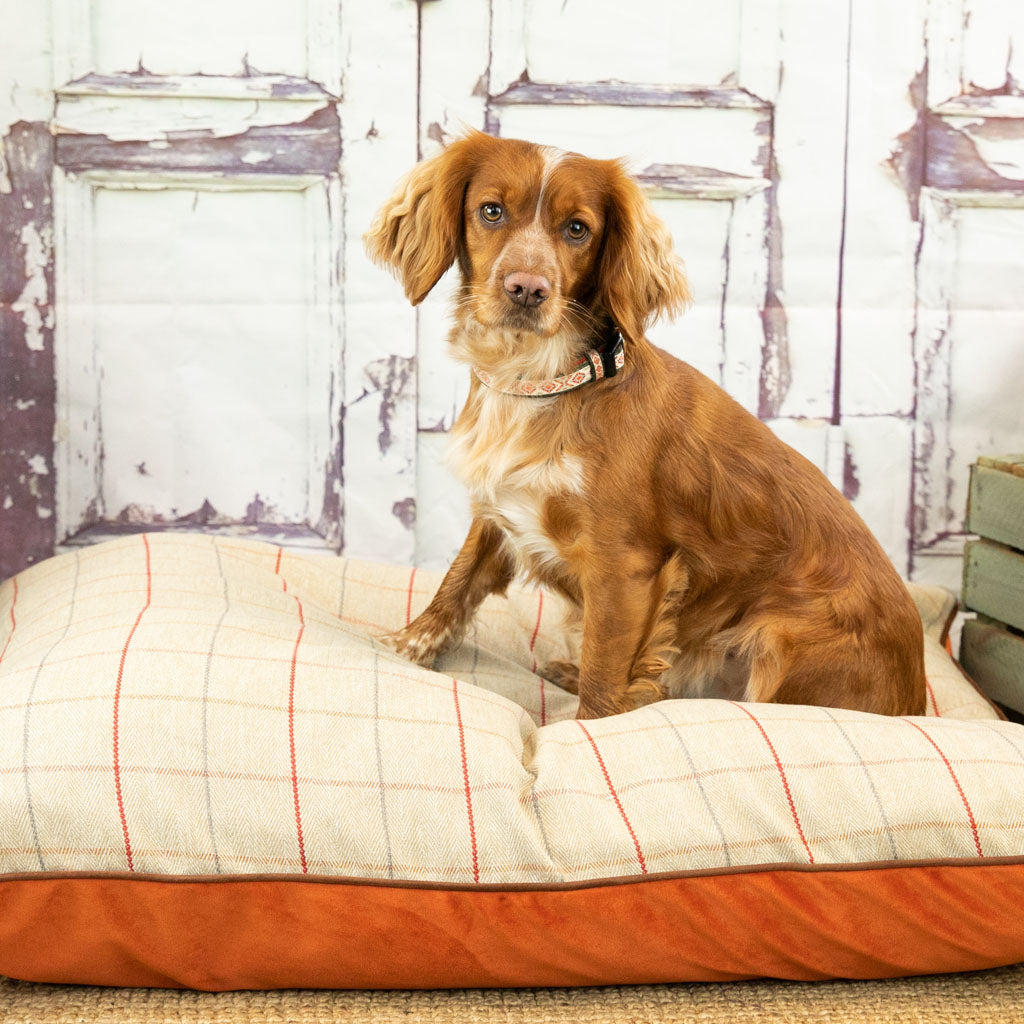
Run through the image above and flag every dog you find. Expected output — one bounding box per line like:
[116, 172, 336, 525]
[365, 130, 926, 720]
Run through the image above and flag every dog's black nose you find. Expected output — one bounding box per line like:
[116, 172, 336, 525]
[503, 272, 550, 308]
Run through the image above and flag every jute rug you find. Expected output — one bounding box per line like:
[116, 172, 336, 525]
[3, 965, 1023, 1024]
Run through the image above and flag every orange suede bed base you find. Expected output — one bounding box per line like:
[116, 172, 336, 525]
[2, 861, 1022, 991]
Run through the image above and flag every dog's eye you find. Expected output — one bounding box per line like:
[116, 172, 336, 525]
[565, 219, 589, 242]
[480, 203, 504, 223]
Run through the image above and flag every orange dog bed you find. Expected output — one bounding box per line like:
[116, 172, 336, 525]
[1, 534, 1021, 989]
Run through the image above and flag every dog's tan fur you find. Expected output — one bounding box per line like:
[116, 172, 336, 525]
[365, 131, 926, 719]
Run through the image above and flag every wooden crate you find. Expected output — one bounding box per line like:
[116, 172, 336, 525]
[961, 454, 1024, 712]
[962, 539, 1024, 634]
[966, 454, 1024, 553]
[961, 616, 1024, 715]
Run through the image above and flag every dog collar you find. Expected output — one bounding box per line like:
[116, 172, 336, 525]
[472, 332, 625, 397]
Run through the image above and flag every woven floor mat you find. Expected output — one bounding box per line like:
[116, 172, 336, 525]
[3, 965, 1024, 1024]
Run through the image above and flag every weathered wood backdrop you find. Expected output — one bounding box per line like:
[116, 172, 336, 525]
[1, 0, 1023, 596]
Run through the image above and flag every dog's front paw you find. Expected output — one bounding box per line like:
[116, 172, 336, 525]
[382, 617, 458, 667]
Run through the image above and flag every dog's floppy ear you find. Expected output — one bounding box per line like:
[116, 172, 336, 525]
[598, 162, 691, 345]
[364, 132, 492, 306]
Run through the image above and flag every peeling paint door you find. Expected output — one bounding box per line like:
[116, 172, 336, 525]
[0, 0, 420, 570]
[49, 2, 356, 552]
[413, 0, 857, 568]
[905, 1, 1024, 588]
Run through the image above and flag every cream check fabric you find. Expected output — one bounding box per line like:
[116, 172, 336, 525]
[1, 533, 1020, 884]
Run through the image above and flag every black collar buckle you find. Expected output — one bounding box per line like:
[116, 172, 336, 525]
[600, 331, 625, 379]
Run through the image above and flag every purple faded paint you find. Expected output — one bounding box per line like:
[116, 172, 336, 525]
[757, 133, 791, 420]
[0, 122, 55, 581]
[889, 69, 1024, 220]
[392, 497, 416, 530]
[316, 411, 344, 551]
[887, 67, 927, 221]
[637, 162, 770, 196]
[57, 106, 342, 176]
[361, 355, 416, 456]
[491, 81, 771, 110]
[842, 442, 861, 501]
[926, 114, 1024, 191]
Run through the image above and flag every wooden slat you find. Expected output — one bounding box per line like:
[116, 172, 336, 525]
[967, 463, 1024, 552]
[56, 107, 341, 176]
[977, 453, 1024, 477]
[961, 616, 1024, 715]
[57, 73, 335, 102]
[490, 81, 771, 110]
[962, 539, 1024, 633]
[932, 96, 1024, 119]
[637, 165, 770, 200]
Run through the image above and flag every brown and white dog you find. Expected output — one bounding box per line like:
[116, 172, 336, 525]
[365, 131, 926, 719]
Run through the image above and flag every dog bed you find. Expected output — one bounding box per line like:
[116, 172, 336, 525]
[1, 533, 1022, 990]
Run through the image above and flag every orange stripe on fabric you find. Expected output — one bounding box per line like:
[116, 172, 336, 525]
[529, 590, 543, 673]
[405, 568, 416, 626]
[577, 722, 647, 874]
[925, 680, 940, 716]
[452, 679, 480, 883]
[112, 536, 152, 872]
[904, 719, 983, 857]
[277, 548, 309, 874]
[288, 598, 308, 873]
[729, 701, 814, 864]
[531, 592, 546, 721]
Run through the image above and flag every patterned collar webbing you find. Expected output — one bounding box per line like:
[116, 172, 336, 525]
[472, 332, 625, 397]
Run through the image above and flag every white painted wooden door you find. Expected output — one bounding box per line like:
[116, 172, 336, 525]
[837, 0, 1024, 592]
[907, 2, 1024, 589]
[37, 0, 418, 558]
[50, 1, 342, 552]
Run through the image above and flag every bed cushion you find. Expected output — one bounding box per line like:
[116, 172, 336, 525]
[0, 533, 1022, 989]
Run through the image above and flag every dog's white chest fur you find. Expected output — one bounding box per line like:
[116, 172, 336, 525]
[488, 488, 570, 578]
[447, 388, 583, 578]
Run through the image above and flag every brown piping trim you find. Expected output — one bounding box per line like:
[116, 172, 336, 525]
[4, 854, 1024, 893]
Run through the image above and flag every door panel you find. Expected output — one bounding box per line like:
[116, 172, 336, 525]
[492, 97, 769, 176]
[45, 1, 356, 552]
[53, 0, 342, 91]
[948, 209, 1024, 478]
[54, 163, 343, 549]
[909, 1, 1024, 589]
[487, 0, 780, 97]
[59, 178, 334, 531]
[913, 193, 1024, 582]
[92, 0, 310, 76]
[519, 0, 741, 85]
